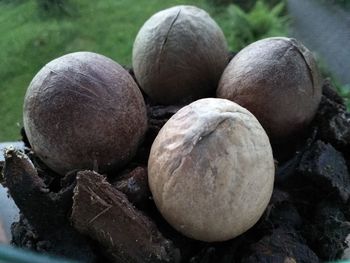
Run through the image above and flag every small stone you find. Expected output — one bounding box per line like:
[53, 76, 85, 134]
[298, 140, 350, 202]
[304, 201, 350, 260]
[241, 227, 319, 263]
[315, 81, 350, 150]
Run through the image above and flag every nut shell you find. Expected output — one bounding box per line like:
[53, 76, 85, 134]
[23, 52, 147, 175]
[148, 98, 274, 242]
[133, 5, 229, 105]
[217, 37, 322, 142]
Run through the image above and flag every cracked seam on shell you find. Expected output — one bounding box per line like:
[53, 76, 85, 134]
[169, 115, 231, 177]
[157, 8, 182, 73]
[289, 38, 317, 95]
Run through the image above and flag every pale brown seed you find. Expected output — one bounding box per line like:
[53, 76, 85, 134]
[148, 98, 274, 242]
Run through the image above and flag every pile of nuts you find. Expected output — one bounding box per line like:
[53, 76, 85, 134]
[4, 5, 343, 263]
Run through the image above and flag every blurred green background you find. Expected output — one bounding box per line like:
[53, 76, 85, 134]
[0, 0, 347, 141]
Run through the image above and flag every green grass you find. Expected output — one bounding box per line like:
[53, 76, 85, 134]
[0, 0, 207, 141]
[0, 0, 288, 141]
[212, 0, 288, 51]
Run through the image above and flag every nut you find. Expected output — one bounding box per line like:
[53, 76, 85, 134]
[148, 98, 274, 242]
[132, 5, 229, 105]
[23, 52, 147, 175]
[217, 37, 322, 143]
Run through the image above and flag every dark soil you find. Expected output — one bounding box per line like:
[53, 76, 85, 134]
[1, 71, 350, 262]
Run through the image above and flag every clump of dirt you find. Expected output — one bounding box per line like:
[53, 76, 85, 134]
[2, 74, 350, 262]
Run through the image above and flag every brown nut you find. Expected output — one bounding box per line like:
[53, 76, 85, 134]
[132, 5, 229, 105]
[217, 37, 322, 143]
[23, 52, 147, 175]
[148, 98, 274, 242]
